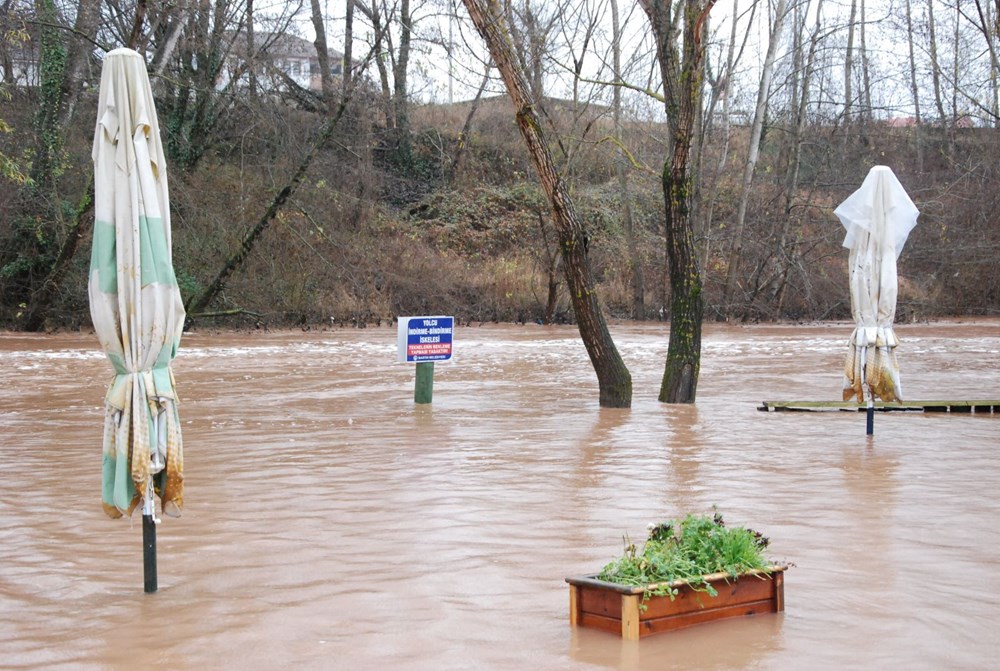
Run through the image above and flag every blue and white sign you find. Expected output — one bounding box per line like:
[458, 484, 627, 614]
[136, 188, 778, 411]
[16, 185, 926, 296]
[397, 316, 454, 363]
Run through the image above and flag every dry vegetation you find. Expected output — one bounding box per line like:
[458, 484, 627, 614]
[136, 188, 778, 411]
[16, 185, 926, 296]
[1, 83, 998, 330]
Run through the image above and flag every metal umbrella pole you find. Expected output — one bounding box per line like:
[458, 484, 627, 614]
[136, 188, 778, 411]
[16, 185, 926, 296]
[142, 481, 159, 593]
[862, 346, 874, 436]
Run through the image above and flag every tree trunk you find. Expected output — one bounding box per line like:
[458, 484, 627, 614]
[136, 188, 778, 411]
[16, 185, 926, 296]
[536, 209, 561, 325]
[57, 0, 100, 128]
[22, 178, 94, 331]
[448, 66, 490, 184]
[30, 0, 66, 190]
[928, 0, 947, 123]
[952, 2, 960, 125]
[362, 3, 392, 125]
[701, 0, 752, 273]
[721, 0, 788, 319]
[392, 0, 413, 161]
[859, 0, 871, 121]
[974, 0, 1000, 126]
[640, 0, 715, 404]
[462, 0, 632, 408]
[772, 0, 824, 312]
[905, 0, 924, 169]
[343, 0, 355, 97]
[246, 0, 258, 98]
[309, 0, 334, 107]
[844, 0, 856, 123]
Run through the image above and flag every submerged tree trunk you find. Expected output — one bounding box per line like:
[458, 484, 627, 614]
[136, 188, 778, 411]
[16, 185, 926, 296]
[462, 0, 632, 408]
[640, 0, 715, 404]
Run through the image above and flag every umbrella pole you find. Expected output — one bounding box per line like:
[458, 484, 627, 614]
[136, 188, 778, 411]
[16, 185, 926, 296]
[142, 483, 159, 593]
[861, 346, 874, 436]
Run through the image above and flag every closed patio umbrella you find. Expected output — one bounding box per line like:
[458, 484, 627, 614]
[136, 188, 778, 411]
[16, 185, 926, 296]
[88, 48, 186, 590]
[834, 166, 918, 425]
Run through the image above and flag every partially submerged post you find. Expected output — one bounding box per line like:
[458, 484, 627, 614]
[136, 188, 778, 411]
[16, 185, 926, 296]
[414, 362, 434, 404]
[142, 488, 158, 593]
[397, 316, 454, 403]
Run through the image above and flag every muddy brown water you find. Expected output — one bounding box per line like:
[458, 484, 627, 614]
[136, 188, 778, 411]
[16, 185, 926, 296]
[1, 321, 998, 670]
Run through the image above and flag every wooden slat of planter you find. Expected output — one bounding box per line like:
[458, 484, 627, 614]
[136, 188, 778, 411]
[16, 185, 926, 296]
[641, 573, 777, 619]
[578, 611, 628, 637]
[639, 598, 779, 638]
[576, 581, 621, 618]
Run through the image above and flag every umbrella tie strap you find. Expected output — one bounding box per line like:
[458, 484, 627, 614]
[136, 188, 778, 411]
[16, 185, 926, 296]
[142, 480, 161, 524]
[149, 403, 167, 475]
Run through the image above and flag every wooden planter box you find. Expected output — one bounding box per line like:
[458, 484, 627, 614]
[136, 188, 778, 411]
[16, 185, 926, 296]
[566, 565, 786, 640]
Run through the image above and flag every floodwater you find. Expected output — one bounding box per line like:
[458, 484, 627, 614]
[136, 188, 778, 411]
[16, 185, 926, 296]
[1, 321, 998, 671]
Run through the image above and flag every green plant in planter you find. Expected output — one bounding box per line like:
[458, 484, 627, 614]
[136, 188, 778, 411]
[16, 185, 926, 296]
[598, 512, 774, 600]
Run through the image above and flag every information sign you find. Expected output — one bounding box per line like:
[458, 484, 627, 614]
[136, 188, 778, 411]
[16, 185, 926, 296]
[397, 316, 454, 363]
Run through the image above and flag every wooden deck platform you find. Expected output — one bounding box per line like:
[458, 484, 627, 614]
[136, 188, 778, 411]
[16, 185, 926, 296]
[758, 400, 1000, 414]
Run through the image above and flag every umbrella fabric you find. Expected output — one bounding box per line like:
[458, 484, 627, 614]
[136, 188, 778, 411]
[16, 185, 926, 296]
[89, 48, 186, 519]
[834, 166, 918, 403]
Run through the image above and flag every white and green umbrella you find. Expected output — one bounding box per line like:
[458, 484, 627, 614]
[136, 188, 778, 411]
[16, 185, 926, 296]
[88, 48, 186, 525]
[834, 165, 919, 405]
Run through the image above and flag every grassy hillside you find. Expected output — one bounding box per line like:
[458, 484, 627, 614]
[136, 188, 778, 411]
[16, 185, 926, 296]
[1, 84, 997, 330]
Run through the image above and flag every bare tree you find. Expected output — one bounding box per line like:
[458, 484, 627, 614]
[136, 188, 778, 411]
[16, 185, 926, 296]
[770, 0, 825, 312]
[721, 0, 790, 319]
[844, 0, 856, 123]
[700, 0, 756, 273]
[904, 0, 924, 168]
[461, 0, 633, 408]
[354, 0, 415, 161]
[927, 0, 947, 122]
[58, 0, 101, 127]
[505, 0, 556, 103]
[448, 65, 491, 184]
[611, 0, 644, 320]
[310, 0, 334, 106]
[344, 0, 355, 96]
[859, 0, 871, 121]
[640, 0, 715, 403]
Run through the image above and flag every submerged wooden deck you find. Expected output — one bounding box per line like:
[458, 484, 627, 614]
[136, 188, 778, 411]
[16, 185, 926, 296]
[758, 400, 1000, 413]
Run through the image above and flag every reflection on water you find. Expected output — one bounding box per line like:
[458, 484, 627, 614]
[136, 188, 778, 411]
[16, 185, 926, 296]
[1, 321, 998, 670]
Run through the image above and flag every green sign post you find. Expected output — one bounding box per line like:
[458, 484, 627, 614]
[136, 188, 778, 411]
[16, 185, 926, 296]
[397, 316, 454, 404]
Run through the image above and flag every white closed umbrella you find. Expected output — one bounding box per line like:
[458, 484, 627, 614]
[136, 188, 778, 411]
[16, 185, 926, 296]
[834, 165, 919, 407]
[88, 48, 186, 590]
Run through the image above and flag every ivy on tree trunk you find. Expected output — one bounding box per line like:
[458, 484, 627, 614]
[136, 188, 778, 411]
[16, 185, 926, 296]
[641, 0, 714, 404]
